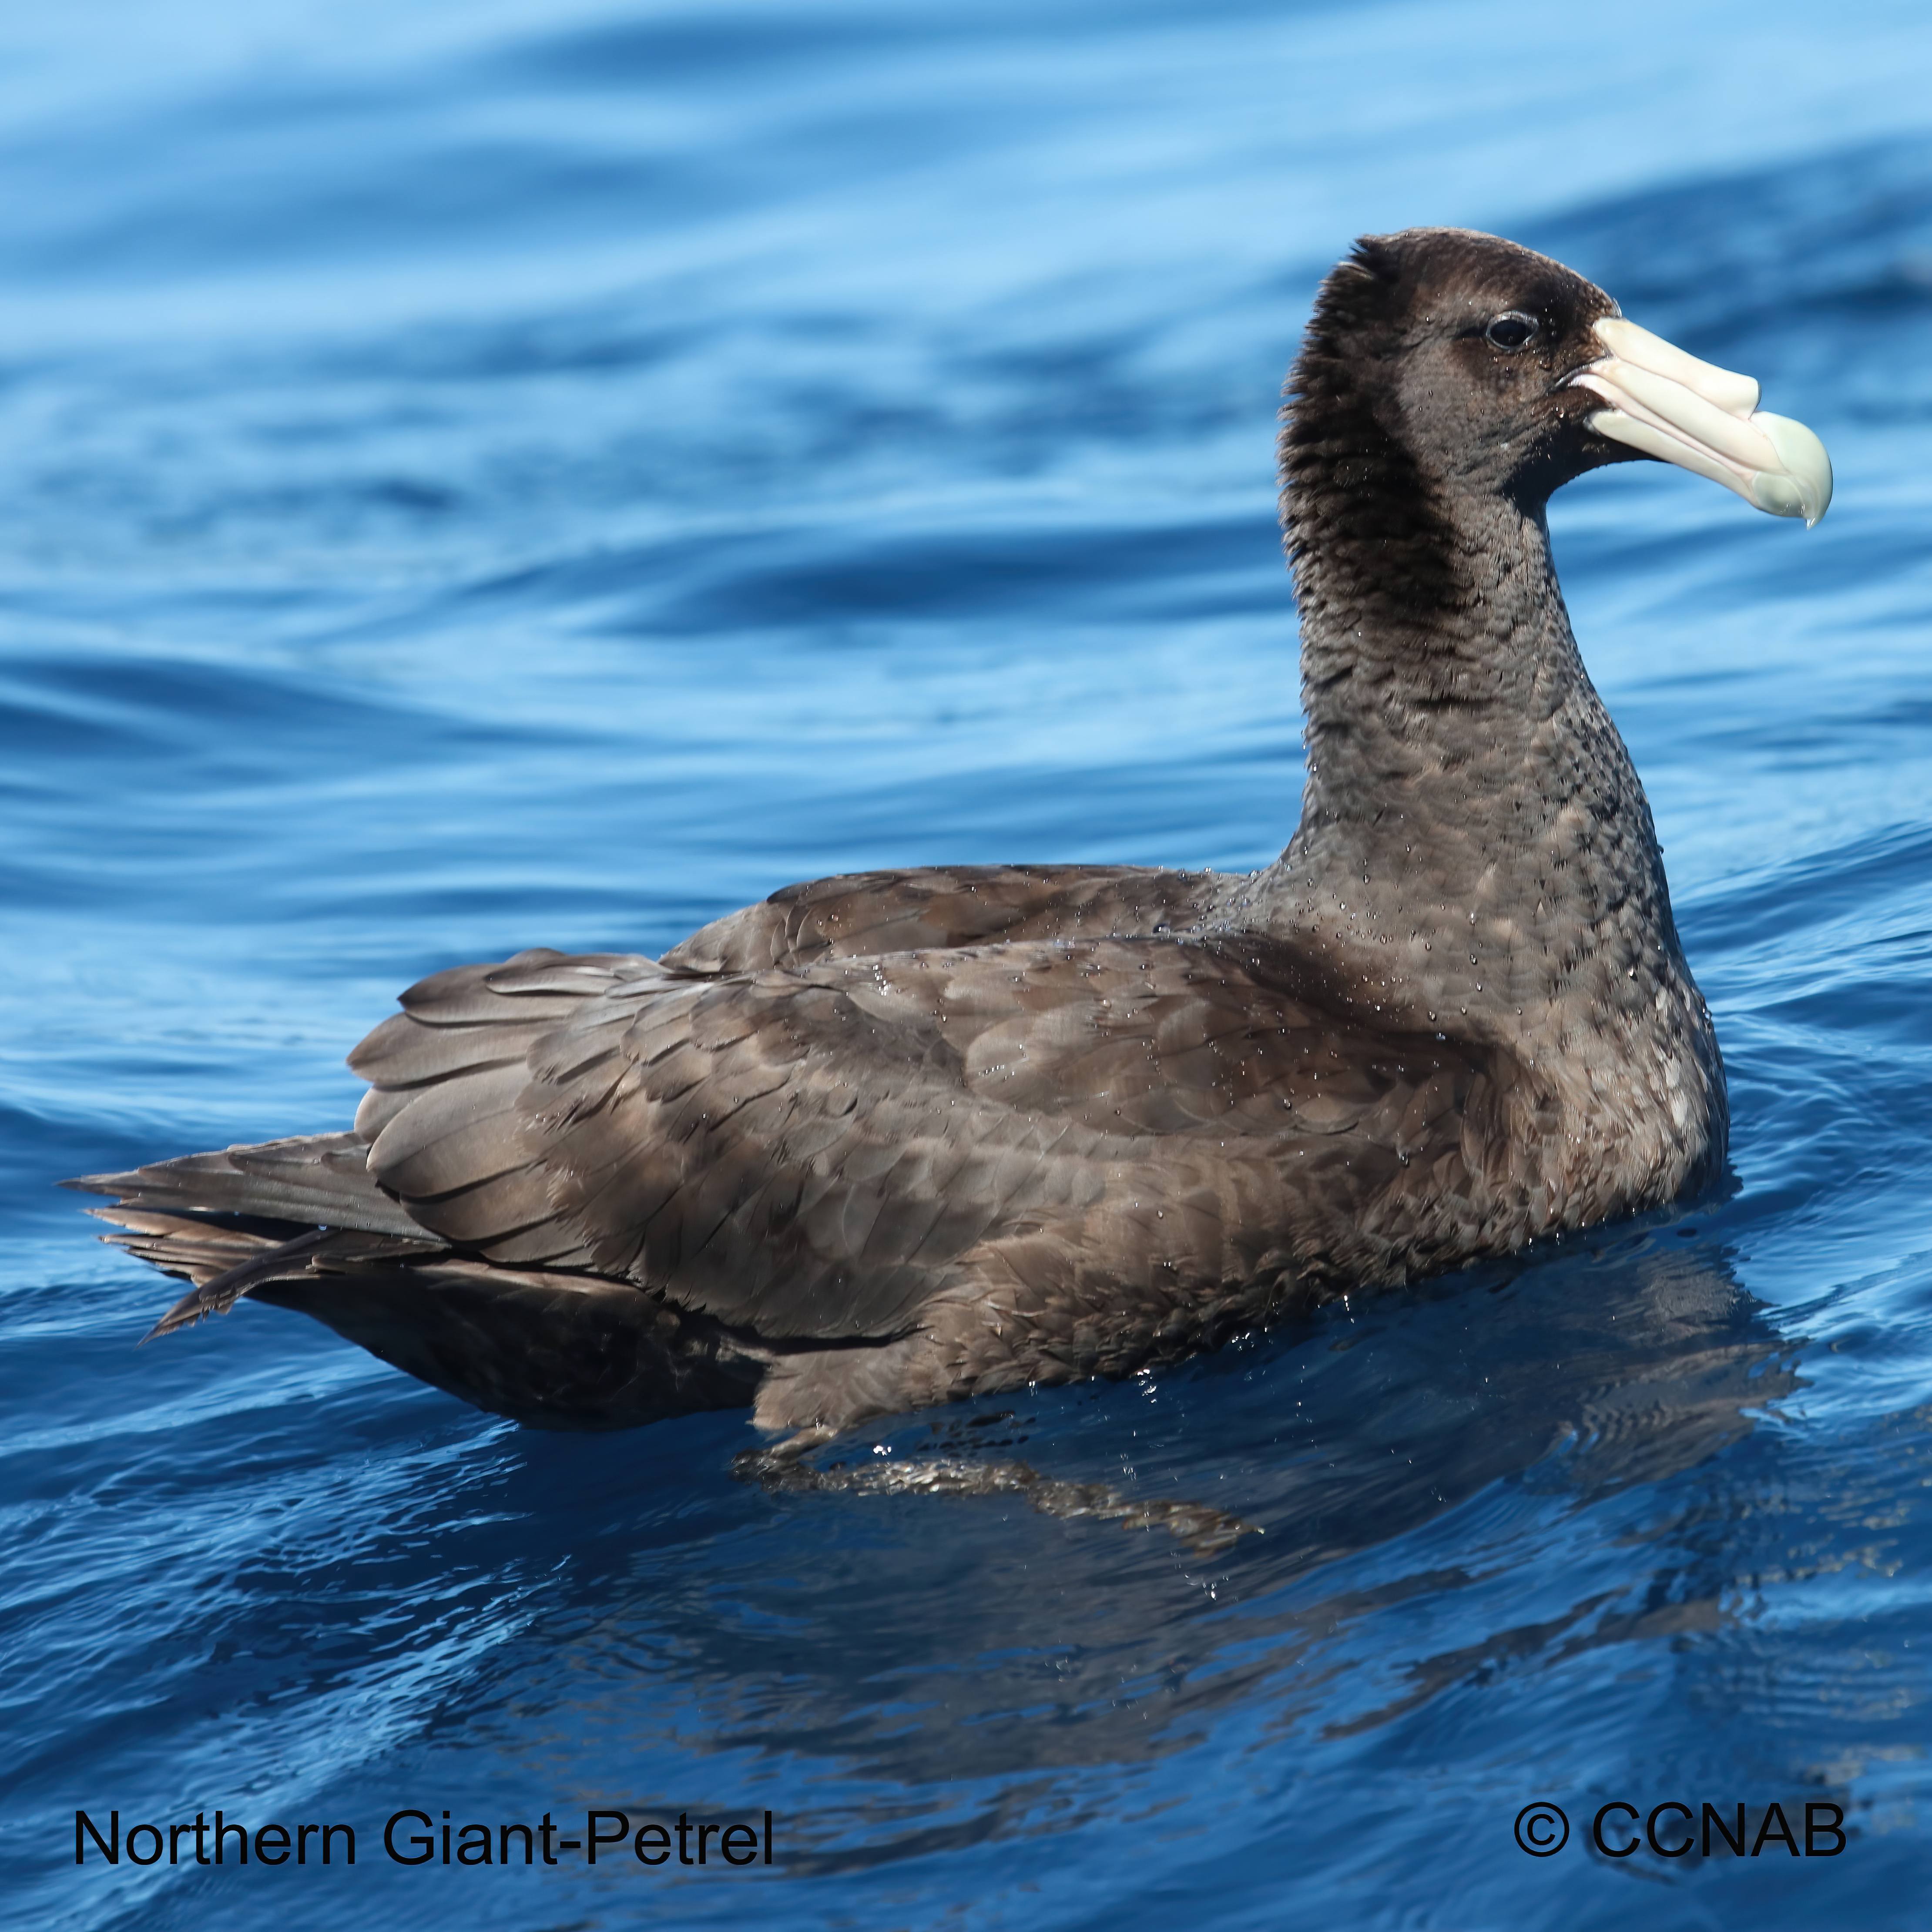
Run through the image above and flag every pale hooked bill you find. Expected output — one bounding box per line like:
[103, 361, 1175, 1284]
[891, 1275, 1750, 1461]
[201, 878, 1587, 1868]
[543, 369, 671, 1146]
[1570, 315, 1833, 526]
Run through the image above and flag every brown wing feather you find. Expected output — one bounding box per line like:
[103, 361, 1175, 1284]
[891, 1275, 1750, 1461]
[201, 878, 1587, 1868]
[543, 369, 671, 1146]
[352, 935, 1548, 1364]
[67, 1131, 424, 1238]
[662, 865, 1215, 973]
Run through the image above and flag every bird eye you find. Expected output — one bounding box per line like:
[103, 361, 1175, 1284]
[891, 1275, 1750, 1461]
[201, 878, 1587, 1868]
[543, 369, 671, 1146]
[1484, 312, 1539, 351]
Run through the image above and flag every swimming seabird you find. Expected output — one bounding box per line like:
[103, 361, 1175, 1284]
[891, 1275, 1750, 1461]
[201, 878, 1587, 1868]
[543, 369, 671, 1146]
[74, 229, 1831, 1438]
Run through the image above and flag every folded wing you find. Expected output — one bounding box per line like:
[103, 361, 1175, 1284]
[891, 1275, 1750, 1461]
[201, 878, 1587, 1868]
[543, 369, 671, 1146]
[349, 935, 1536, 1349]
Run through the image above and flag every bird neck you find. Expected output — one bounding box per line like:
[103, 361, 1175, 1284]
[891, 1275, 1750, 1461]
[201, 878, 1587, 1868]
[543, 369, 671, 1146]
[1247, 491, 1700, 1056]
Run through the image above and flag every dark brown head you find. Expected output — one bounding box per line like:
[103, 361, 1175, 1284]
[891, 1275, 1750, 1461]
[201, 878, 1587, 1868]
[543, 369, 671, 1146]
[1280, 228, 1831, 627]
[1280, 229, 1628, 619]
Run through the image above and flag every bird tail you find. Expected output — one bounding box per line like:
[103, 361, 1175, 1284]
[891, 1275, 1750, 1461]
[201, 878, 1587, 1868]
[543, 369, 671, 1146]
[68, 1134, 767, 1429]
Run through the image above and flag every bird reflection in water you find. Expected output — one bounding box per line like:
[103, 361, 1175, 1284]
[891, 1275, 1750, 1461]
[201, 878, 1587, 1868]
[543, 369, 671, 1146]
[503, 1224, 1798, 1823]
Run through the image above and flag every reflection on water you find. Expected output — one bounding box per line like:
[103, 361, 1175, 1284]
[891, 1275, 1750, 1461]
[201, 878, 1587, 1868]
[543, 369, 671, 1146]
[518, 1233, 1799, 1805]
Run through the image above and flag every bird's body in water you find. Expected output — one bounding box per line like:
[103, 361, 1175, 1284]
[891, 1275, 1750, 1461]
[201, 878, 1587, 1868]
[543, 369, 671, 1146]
[75, 229, 1831, 1443]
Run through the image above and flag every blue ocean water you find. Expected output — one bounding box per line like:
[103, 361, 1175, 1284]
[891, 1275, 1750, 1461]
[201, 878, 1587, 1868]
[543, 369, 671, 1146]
[4, 0, 1931, 1925]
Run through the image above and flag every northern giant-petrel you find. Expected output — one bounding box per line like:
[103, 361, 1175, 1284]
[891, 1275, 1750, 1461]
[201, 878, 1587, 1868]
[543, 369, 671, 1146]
[75, 229, 1832, 1438]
